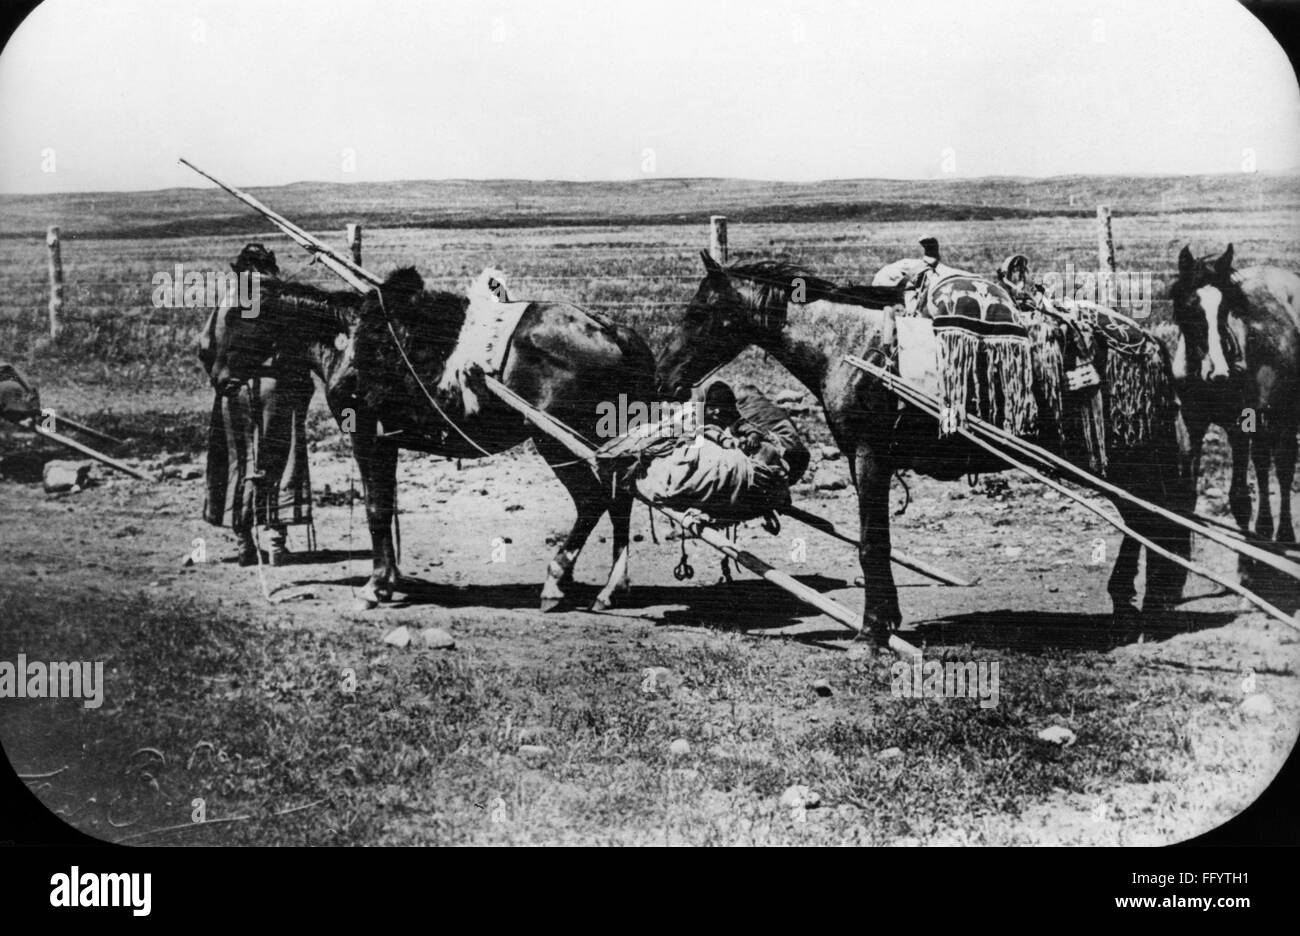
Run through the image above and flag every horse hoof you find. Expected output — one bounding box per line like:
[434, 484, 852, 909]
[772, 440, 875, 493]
[353, 599, 378, 612]
[590, 597, 611, 612]
[540, 596, 564, 613]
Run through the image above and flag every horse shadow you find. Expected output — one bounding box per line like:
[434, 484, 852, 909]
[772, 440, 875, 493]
[218, 547, 372, 566]
[288, 568, 856, 631]
[901, 607, 1241, 653]
[1239, 559, 1300, 616]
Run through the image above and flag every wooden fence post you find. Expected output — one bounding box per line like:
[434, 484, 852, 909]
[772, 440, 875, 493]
[346, 223, 362, 265]
[709, 215, 728, 263]
[1096, 205, 1115, 273]
[46, 225, 64, 338]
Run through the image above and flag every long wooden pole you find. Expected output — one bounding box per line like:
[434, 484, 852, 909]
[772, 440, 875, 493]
[844, 355, 1299, 630]
[779, 504, 977, 587]
[179, 159, 379, 294]
[26, 420, 150, 480]
[845, 355, 1300, 581]
[676, 508, 921, 659]
[51, 413, 125, 447]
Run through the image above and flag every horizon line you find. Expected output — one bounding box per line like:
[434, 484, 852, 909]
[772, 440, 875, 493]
[3, 168, 1299, 200]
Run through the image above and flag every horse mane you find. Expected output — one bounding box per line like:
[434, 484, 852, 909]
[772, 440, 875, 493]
[725, 259, 901, 321]
[354, 267, 470, 411]
[267, 278, 366, 321]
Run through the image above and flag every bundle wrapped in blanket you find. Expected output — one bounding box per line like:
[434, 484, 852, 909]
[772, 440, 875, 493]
[634, 427, 791, 526]
[602, 383, 807, 527]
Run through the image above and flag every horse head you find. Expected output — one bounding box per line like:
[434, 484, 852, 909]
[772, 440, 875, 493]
[654, 251, 791, 401]
[1171, 244, 1248, 383]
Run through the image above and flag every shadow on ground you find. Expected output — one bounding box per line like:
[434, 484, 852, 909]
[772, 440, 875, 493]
[904, 607, 1240, 653]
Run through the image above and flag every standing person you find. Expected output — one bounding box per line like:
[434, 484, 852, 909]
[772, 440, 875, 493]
[198, 244, 315, 566]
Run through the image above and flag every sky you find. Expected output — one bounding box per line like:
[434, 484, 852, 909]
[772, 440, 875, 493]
[0, 0, 1297, 193]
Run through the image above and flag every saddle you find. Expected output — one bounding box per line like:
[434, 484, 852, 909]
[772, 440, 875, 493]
[437, 268, 533, 416]
[891, 257, 1038, 437]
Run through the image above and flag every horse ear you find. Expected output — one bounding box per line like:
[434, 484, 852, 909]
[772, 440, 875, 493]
[1177, 245, 1195, 278]
[700, 250, 723, 276]
[1216, 244, 1235, 276]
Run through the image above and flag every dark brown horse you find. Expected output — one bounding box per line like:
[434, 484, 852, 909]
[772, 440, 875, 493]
[1172, 244, 1300, 545]
[207, 266, 655, 610]
[655, 252, 1192, 641]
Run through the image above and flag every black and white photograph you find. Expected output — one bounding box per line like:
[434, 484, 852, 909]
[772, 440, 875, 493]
[0, 0, 1298, 867]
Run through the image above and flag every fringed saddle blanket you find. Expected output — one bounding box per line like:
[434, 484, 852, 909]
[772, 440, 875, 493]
[887, 257, 1173, 477]
[437, 268, 534, 416]
[1059, 299, 1173, 456]
[897, 265, 1038, 437]
[1007, 270, 1172, 475]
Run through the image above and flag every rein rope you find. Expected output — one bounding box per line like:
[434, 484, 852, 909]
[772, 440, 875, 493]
[375, 289, 497, 459]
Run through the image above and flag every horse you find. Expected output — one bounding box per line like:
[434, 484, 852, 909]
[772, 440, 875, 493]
[1171, 244, 1300, 545]
[206, 265, 656, 611]
[655, 251, 1192, 641]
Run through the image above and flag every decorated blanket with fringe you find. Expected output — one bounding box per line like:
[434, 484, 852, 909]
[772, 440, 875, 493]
[887, 256, 1174, 478]
[906, 269, 1037, 437]
[1013, 286, 1172, 477]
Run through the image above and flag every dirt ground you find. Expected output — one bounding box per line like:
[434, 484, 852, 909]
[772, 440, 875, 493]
[2, 403, 1297, 845]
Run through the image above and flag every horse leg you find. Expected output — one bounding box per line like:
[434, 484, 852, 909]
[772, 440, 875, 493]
[352, 422, 399, 605]
[1133, 420, 1195, 614]
[592, 487, 634, 612]
[855, 444, 900, 642]
[235, 521, 258, 566]
[1137, 512, 1191, 614]
[1274, 421, 1297, 544]
[1226, 423, 1253, 533]
[1107, 512, 1143, 622]
[1183, 404, 1209, 483]
[536, 438, 605, 612]
[1253, 426, 1275, 541]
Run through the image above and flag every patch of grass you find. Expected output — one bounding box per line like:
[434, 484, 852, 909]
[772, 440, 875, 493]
[0, 581, 1271, 844]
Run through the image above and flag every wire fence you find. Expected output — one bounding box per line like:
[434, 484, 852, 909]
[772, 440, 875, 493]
[4, 213, 1297, 375]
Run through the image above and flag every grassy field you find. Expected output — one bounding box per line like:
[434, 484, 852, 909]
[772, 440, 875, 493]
[2, 175, 1298, 845]
[4, 578, 1291, 846]
[2, 174, 1299, 400]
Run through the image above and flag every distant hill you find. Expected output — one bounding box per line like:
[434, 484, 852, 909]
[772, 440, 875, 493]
[1, 174, 1296, 240]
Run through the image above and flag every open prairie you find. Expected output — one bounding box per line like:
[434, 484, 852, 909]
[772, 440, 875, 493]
[2, 175, 1298, 844]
